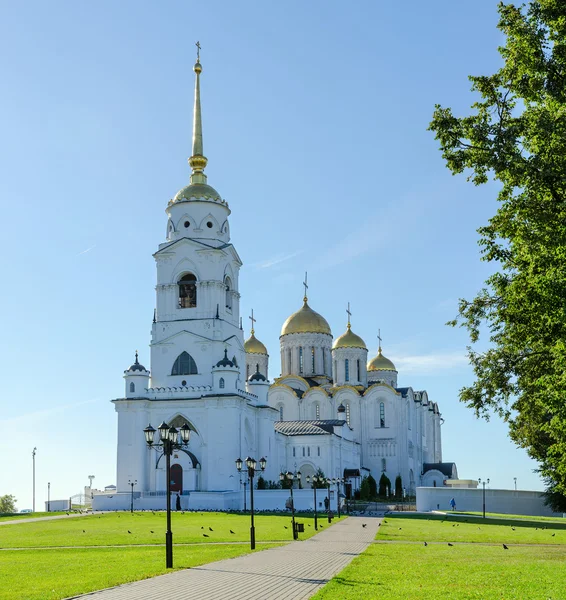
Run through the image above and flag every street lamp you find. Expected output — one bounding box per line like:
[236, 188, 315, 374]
[305, 474, 319, 530]
[478, 477, 490, 519]
[326, 478, 332, 523]
[128, 479, 137, 514]
[334, 477, 344, 518]
[32, 448, 37, 513]
[236, 456, 266, 550]
[143, 421, 191, 568]
[280, 470, 301, 540]
[47, 482, 51, 512]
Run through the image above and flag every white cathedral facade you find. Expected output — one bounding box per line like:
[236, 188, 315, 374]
[105, 56, 455, 511]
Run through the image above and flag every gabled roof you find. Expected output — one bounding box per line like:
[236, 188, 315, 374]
[275, 420, 346, 436]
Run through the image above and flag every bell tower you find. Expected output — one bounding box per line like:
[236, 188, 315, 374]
[149, 50, 244, 390]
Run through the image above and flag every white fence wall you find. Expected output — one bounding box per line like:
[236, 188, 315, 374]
[92, 489, 337, 512]
[44, 499, 71, 511]
[416, 486, 561, 517]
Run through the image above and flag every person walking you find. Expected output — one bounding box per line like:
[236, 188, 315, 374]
[176, 493, 182, 511]
[449, 497, 456, 511]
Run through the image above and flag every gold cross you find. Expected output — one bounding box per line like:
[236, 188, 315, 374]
[346, 302, 352, 327]
[377, 329, 382, 351]
[303, 272, 308, 302]
[249, 309, 256, 334]
[196, 41, 201, 61]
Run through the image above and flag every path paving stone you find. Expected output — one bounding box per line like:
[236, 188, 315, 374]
[73, 516, 381, 600]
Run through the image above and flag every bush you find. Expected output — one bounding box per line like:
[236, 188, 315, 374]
[395, 475, 403, 499]
[379, 473, 391, 497]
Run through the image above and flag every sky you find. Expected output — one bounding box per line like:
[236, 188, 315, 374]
[0, 0, 543, 510]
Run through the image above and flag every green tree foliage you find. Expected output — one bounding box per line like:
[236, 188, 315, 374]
[256, 476, 266, 490]
[360, 476, 371, 500]
[0, 495, 17, 513]
[313, 468, 328, 489]
[429, 1, 566, 508]
[379, 473, 391, 498]
[395, 475, 403, 499]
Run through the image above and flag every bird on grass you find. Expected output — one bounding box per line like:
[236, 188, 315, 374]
[362, 524, 367, 528]
[398, 528, 402, 530]
[150, 531, 154, 534]
[512, 527, 516, 531]
[128, 530, 132, 534]
[201, 526, 204, 529]
[284, 526, 288, 529]
[82, 530, 86, 533]
[230, 530, 235, 534]
[552, 533, 556, 537]
[384, 520, 388, 524]
[448, 543, 454, 547]
[203, 533, 209, 538]
[209, 527, 213, 532]
[503, 544, 509, 549]
[423, 542, 428, 547]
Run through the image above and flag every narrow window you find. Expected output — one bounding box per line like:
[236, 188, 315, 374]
[357, 359, 360, 381]
[302, 447, 305, 457]
[178, 273, 197, 308]
[346, 403, 351, 426]
[311, 347, 315, 373]
[129, 382, 135, 393]
[279, 405, 284, 421]
[171, 351, 198, 376]
[224, 276, 232, 310]
[287, 349, 292, 374]
[322, 350, 326, 374]
[246, 364, 250, 379]
[299, 347, 304, 374]
[334, 361, 337, 380]
[380, 402, 385, 428]
[433, 480, 437, 488]
[293, 447, 296, 457]
[318, 447, 320, 457]
[382, 458, 386, 472]
[307, 447, 310, 457]
[345, 359, 350, 382]
[315, 403, 320, 419]
[219, 377, 225, 389]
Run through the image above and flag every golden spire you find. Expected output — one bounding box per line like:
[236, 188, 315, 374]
[188, 41, 208, 184]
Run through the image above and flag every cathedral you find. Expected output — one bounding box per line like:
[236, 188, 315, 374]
[105, 53, 454, 511]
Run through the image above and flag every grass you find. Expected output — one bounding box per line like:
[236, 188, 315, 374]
[0, 512, 69, 521]
[0, 544, 282, 600]
[0, 511, 328, 548]
[313, 513, 566, 599]
[453, 510, 566, 522]
[0, 511, 338, 600]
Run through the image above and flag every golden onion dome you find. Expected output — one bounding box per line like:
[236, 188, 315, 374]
[172, 183, 223, 204]
[332, 325, 367, 350]
[281, 300, 332, 336]
[244, 332, 268, 355]
[367, 348, 397, 372]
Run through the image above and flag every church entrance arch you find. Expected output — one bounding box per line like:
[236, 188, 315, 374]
[170, 464, 183, 492]
[299, 463, 316, 488]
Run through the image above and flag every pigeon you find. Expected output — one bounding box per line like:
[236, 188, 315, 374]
[552, 533, 556, 537]
[230, 530, 235, 534]
[448, 543, 454, 547]
[284, 526, 288, 529]
[503, 544, 509, 549]
[424, 541, 428, 547]
[201, 526, 204, 529]
[362, 524, 367, 528]
[128, 530, 132, 534]
[203, 533, 209, 537]
[398, 527, 402, 530]
[512, 527, 516, 531]
[82, 530, 86, 533]
[209, 527, 213, 532]
[384, 520, 388, 523]
[150, 531, 154, 533]
[452, 524, 456, 527]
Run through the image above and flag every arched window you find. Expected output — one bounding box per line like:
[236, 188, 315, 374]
[219, 377, 225, 389]
[311, 347, 315, 373]
[346, 403, 351, 426]
[279, 405, 284, 421]
[129, 382, 135, 393]
[224, 276, 232, 310]
[315, 403, 320, 419]
[322, 350, 326, 374]
[178, 273, 197, 308]
[299, 347, 304, 374]
[345, 359, 350, 382]
[287, 349, 292, 374]
[171, 351, 198, 376]
[380, 402, 385, 428]
[357, 360, 361, 381]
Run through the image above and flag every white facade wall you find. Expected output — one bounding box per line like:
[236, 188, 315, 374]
[280, 332, 332, 378]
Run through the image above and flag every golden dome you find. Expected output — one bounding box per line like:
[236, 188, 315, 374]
[367, 348, 397, 372]
[244, 332, 268, 355]
[172, 183, 222, 204]
[281, 300, 332, 336]
[332, 325, 367, 350]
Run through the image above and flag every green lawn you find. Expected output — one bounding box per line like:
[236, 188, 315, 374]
[0, 511, 336, 600]
[0, 511, 325, 548]
[0, 544, 281, 600]
[0, 512, 69, 521]
[313, 514, 566, 599]
[453, 510, 566, 522]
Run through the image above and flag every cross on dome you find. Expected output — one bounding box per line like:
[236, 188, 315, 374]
[303, 272, 308, 302]
[346, 302, 352, 328]
[249, 309, 256, 335]
[377, 329, 382, 352]
[195, 40, 201, 61]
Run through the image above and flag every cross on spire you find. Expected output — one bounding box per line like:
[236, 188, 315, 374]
[195, 40, 201, 61]
[377, 329, 382, 352]
[135, 350, 139, 364]
[303, 272, 308, 302]
[346, 302, 352, 328]
[249, 309, 256, 334]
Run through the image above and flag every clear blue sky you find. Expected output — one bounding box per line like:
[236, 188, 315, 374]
[0, 0, 541, 510]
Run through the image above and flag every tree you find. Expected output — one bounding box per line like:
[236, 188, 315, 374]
[395, 475, 403, 499]
[256, 476, 266, 490]
[378, 473, 391, 498]
[0, 495, 17, 513]
[360, 476, 371, 500]
[313, 468, 328, 489]
[429, 1, 566, 507]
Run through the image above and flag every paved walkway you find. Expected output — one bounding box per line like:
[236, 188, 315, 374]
[73, 516, 381, 600]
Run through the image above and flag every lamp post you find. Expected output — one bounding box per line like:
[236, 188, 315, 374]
[280, 470, 301, 540]
[478, 477, 490, 519]
[47, 482, 50, 512]
[128, 479, 137, 514]
[32, 448, 37, 513]
[241, 478, 247, 512]
[334, 477, 344, 518]
[305, 474, 319, 530]
[236, 456, 266, 550]
[144, 421, 191, 568]
[326, 478, 332, 523]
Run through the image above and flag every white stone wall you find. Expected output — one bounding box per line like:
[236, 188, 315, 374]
[279, 332, 332, 378]
[331, 347, 368, 387]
